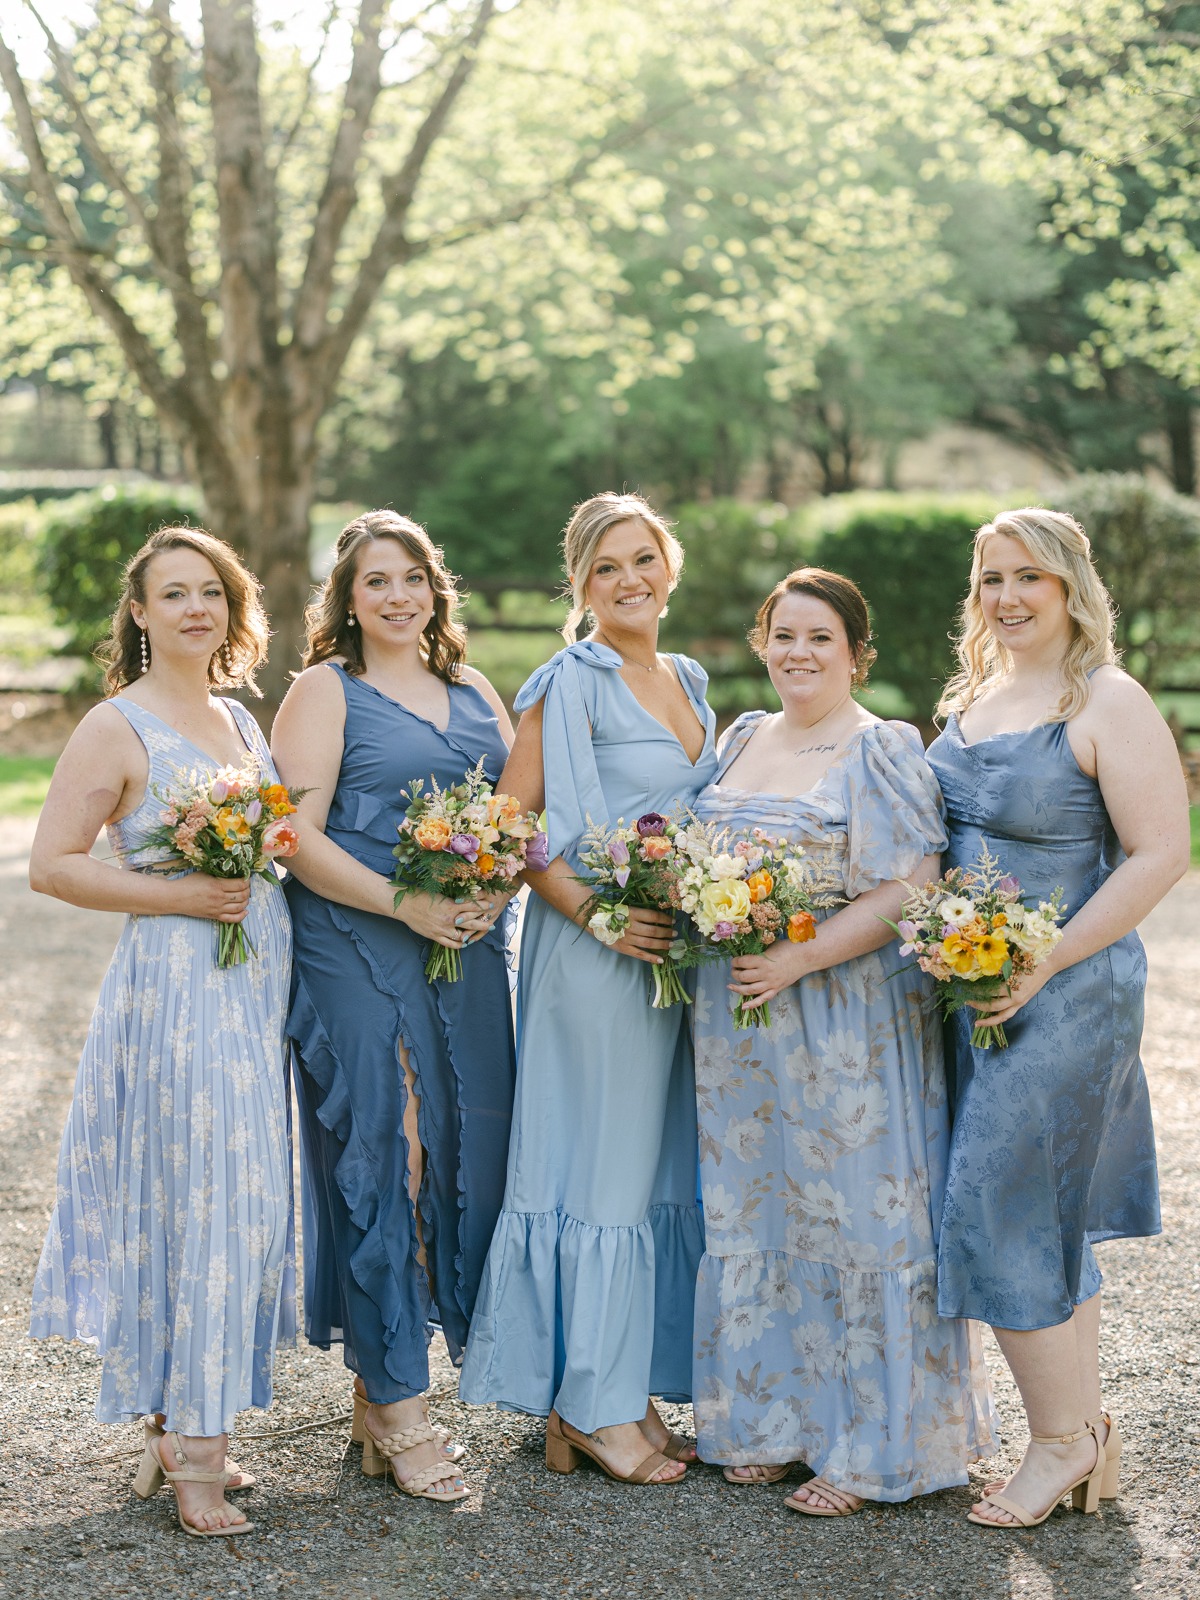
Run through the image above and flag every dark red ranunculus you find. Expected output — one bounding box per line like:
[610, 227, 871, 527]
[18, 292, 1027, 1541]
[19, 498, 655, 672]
[636, 812, 667, 837]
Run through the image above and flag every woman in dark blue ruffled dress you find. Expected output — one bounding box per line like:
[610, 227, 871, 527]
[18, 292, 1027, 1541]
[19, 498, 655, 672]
[272, 511, 516, 1504]
[926, 507, 1188, 1530]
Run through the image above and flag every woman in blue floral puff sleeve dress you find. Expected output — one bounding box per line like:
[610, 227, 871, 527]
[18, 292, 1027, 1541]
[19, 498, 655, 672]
[461, 493, 717, 1485]
[692, 568, 996, 1516]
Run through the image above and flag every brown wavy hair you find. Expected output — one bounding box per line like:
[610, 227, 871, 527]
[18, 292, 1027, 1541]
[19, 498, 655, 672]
[98, 525, 269, 696]
[302, 509, 467, 682]
[937, 507, 1119, 724]
[748, 567, 877, 688]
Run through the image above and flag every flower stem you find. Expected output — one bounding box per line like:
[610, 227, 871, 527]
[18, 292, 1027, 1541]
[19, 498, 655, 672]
[425, 943, 464, 984]
[971, 1020, 1008, 1050]
[649, 959, 691, 1009]
[733, 995, 770, 1030]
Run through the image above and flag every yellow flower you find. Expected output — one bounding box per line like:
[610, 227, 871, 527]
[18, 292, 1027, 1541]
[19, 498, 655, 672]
[941, 933, 978, 977]
[746, 868, 773, 903]
[975, 933, 1009, 976]
[699, 878, 752, 928]
[215, 806, 251, 848]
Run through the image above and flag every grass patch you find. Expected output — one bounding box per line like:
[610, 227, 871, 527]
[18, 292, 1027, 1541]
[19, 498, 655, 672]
[1192, 806, 1200, 868]
[0, 754, 55, 815]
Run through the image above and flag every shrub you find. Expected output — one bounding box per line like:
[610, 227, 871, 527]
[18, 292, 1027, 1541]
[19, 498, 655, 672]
[1058, 473, 1200, 692]
[808, 493, 994, 722]
[0, 498, 43, 614]
[38, 483, 199, 652]
[660, 499, 811, 696]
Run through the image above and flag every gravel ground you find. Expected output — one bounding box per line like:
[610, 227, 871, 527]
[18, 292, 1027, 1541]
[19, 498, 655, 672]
[0, 813, 1197, 1600]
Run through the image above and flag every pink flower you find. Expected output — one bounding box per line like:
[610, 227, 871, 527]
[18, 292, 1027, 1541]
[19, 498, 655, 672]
[635, 813, 667, 837]
[640, 835, 673, 861]
[608, 837, 630, 866]
[210, 778, 229, 804]
[526, 831, 550, 872]
[997, 875, 1021, 895]
[245, 799, 263, 825]
[449, 833, 480, 861]
[712, 920, 735, 940]
[897, 918, 920, 957]
[261, 817, 299, 859]
[614, 866, 630, 888]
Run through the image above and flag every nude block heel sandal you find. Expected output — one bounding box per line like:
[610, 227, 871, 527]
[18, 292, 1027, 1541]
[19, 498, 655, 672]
[1088, 1412, 1122, 1499]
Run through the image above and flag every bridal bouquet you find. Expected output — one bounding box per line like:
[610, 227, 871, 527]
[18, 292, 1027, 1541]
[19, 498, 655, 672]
[888, 842, 1066, 1049]
[392, 757, 548, 982]
[150, 762, 304, 966]
[674, 824, 843, 1029]
[577, 811, 700, 1008]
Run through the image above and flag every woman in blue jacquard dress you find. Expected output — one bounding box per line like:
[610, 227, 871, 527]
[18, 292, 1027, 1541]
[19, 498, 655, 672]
[272, 511, 516, 1505]
[926, 508, 1188, 1529]
[30, 528, 292, 1537]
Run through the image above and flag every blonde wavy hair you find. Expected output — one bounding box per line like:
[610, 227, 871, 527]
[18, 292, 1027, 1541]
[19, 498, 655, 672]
[98, 525, 269, 696]
[561, 492, 684, 644]
[302, 509, 467, 682]
[938, 507, 1119, 723]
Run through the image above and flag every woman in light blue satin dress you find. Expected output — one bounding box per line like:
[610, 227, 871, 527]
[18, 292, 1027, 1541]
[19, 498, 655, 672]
[926, 507, 1188, 1531]
[461, 493, 717, 1485]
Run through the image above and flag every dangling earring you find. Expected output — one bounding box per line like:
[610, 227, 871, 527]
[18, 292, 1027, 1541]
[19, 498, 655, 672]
[346, 610, 356, 628]
[139, 628, 149, 674]
[221, 640, 233, 671]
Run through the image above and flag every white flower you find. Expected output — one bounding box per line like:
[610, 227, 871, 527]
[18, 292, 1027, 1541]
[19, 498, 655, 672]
[694, 1035, 735, 1091]
[791, 1320, 838, 1384]
[723, 1114, 766, 1163]
[852, 1376, 887, 1422]
[789, 1124, 835, 1172]
[799, 1178, 852, 1231]
[871, 1175, 911, 1229]
[818, 1028, 874, 1083]
[587, 908, 624, 945]
[825, 1082, 888, 1151]
[710, 852, 747, 880]
[786, 1044, 838, 1107]
[724, 1300, 775, 1350]
[938, 895, 976, 925]
[704, 1184, 741, 1234]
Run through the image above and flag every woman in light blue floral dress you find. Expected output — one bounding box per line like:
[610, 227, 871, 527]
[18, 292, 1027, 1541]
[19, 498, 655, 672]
[29, 528, 293, 1538]
[692, 569, 995, 1515]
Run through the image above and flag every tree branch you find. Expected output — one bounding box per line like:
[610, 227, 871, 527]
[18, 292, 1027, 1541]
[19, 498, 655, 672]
[291, 0, 389, 350]
[308, 0, 497, 413]
[271, 0, 338, 166]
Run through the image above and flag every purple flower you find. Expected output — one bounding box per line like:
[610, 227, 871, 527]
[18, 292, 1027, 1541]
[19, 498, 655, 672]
[997, 875, 1021, 895]
[614, 867, 630, 888]
[245, 799, 262, 825]
[712, 920, 735, 940]
[897, 918, 919, 957]
[449, 832, 480, 861]
[608, 837, 630, 866]
[636, 812, 667, 837]
[526, 831, 550, 872]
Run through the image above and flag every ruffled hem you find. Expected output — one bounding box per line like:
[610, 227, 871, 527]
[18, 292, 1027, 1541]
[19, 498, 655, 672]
[460, 1201, 704, 1433]
[693, 1247, 997, 1500]
[288, 946, 439, 1384]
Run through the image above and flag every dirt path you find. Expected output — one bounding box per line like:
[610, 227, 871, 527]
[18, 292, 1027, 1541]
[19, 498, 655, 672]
[0, 816, 1197, 1600]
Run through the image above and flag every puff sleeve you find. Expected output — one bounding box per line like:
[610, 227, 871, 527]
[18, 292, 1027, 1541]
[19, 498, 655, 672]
[842, 722, 947, 897]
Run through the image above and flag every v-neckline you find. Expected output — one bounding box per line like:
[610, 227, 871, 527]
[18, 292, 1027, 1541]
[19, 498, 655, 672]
[610, 657, 709, 769]
[343, 665, 453, 736]
[120, 696, 255, 769]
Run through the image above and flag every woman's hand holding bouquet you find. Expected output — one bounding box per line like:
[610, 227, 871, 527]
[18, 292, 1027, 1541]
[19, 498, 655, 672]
[578, 812, 697, 1007]
[149, 763, 305, 966]
[674, 823, 842, 1028]
[392, 758, 548, 982]
[887, 842, 1066, 1048]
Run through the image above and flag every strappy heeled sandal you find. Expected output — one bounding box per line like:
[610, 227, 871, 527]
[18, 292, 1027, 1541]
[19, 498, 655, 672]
[352, 1386, 467, 1467]
[544, 1410, 683, 1486]
[723, 1462, 793, 1485]
[785, 1475, 864, 1516]
[142, 1416, 255, 1491]
[966, 1423, 1105, 1528]
[132, 1431, 253, 1537]
[361, 1411, 469, 1502]
[659, 1431, 698, 1463]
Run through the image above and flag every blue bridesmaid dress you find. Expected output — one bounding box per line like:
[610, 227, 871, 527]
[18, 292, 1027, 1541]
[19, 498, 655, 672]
[460, 642, 718, 1431]
[926, 714, 1161, 1330]
[31, 699, 294, 1435]
[690, 716, 996, 1499]
[286, 665, 516, 1400]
